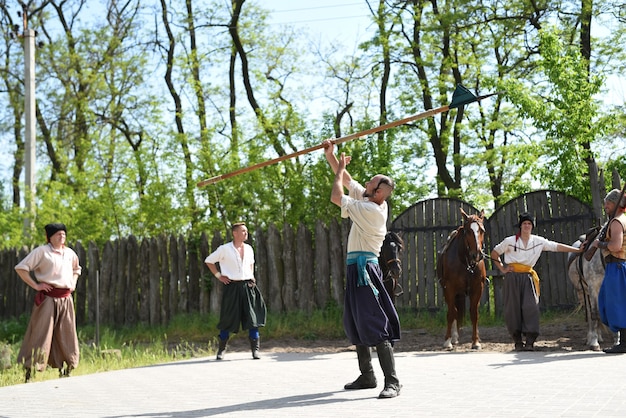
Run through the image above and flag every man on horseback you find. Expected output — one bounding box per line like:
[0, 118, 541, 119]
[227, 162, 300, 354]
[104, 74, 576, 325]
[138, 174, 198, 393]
[490, 213, 583, 351]
[592, 188, 626, 353]
[322, 139, 401, 399]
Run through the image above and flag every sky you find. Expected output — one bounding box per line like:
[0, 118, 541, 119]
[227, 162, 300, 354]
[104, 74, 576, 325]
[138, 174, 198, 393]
[0, 1, 376, 197]
[260, 1, 373, 45]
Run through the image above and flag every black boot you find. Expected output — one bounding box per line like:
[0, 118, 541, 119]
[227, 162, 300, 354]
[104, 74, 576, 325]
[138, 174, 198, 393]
[344, 345, 377, 390]
[604, 329, 626, 354]
[58, 365, 73, 378]
[524, 332, 538, 351]
[216, 336, 228, 360]
[512, 332, 524, 352]
[376, 341, 401, 399]
[249, 337, 260, 359]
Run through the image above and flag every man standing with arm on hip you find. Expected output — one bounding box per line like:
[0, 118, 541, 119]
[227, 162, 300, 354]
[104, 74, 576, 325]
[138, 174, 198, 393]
[322, 139, 401, 399]
[205, 222, 267, 360]
[15, 223, 82, 382]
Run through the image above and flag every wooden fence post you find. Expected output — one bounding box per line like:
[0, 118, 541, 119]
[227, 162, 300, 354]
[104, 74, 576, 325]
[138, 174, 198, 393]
[282, 223, 297, 311]
[295, 223, 314, 313]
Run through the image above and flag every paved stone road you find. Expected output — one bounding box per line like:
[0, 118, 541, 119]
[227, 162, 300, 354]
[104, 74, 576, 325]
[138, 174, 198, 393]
[1, 349, 625, 417]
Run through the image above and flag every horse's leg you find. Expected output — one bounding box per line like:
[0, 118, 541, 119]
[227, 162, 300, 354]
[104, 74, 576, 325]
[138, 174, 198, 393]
[469, 285, 482, 350]
[453, 293, 463, 345]
[442, 289, 456, 350]
[587, 297, 602, 351]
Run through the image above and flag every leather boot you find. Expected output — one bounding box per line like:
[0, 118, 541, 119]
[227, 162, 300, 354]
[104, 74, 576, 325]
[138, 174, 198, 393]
[512, 331, 524, 351]
[604, 329, 626, 354]
[216, 337, 228, 360]
[376, 341, 401, 398]
[524, 333, 538, 351]
[344, 345, 377, 390]
[249, 337, 261, 359]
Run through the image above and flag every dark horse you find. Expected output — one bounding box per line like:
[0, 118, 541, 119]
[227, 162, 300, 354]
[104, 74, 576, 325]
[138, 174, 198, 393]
[379, 231, 404, 306]
[436, 208, 487, 350]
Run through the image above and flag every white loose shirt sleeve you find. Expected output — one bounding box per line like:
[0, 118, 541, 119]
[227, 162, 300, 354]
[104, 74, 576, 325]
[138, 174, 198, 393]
[204, 242, 255, 281]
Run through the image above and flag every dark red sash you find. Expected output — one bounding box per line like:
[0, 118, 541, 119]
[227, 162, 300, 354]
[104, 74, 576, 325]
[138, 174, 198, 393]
[34, 288, 72, 306]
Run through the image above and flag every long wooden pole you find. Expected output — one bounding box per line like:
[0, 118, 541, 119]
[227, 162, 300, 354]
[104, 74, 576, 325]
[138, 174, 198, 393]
[197, 89, 500, 187]
[197, 106, 448, 188]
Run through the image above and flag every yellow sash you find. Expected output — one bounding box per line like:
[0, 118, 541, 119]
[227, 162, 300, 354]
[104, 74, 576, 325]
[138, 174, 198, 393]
[509, 263, 540, 298]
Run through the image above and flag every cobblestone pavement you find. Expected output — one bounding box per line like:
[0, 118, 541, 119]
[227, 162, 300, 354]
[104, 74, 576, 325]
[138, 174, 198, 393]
[1, 349, 625, 417]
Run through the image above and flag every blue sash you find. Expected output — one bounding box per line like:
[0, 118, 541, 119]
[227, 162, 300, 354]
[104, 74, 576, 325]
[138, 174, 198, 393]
[346, 251, 379, 297]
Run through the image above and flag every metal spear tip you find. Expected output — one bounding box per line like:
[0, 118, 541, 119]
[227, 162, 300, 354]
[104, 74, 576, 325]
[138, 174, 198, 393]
[448, 84, 502, 109]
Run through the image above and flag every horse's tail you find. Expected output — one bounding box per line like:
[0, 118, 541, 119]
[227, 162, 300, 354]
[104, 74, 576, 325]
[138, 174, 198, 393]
[437, 229, 458, 283]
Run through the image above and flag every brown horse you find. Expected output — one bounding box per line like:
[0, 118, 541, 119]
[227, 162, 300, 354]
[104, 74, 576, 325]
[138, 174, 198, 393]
[437, 208, 487, 350]
[379, 231, 404, 306]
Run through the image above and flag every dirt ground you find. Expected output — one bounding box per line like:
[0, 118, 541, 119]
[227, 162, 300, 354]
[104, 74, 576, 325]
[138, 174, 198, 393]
[223, 310, 617, 355]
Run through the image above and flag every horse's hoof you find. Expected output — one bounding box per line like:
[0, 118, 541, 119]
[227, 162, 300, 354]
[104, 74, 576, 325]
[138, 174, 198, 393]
[471, 343, 481, 350]
[443, 339, 453, 350]
[590, 344, 602, 352]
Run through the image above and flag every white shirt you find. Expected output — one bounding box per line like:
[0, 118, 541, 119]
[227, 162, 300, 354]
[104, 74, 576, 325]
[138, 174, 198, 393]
[15, 244, 82, 290]
[204, 241, 255, 281]
[341, 180, 388, 255]
[492, 234, 558, 268]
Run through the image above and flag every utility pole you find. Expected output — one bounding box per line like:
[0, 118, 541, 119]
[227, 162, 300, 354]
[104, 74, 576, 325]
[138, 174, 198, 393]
[22, 5, 36, 237]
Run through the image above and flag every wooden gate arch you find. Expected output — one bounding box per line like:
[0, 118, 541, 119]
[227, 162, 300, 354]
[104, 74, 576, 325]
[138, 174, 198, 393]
[390, 190, 597, 313]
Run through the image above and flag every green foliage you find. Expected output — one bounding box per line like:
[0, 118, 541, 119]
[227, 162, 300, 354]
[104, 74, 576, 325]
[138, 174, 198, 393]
[1, 1, 625, 248]
[502, 27, 617, 203]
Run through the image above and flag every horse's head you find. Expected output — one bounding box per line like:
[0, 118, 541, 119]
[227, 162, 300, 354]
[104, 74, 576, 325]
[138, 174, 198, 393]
[460, 208, 485, 264]
[380, 231, 404, 297]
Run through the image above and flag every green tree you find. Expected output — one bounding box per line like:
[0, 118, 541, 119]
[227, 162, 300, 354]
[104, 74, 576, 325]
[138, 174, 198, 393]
[503, 28, 615, 204]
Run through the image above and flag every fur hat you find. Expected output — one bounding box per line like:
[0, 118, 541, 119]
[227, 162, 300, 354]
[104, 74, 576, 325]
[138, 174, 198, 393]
[44, 223, 67, 241]
[604, 189, 626, 208]
[517, 212, 535, 228]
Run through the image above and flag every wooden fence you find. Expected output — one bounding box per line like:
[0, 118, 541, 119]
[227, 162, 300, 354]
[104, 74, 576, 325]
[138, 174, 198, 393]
[0, 190, 597, 326]
[391, 190, 596, 315]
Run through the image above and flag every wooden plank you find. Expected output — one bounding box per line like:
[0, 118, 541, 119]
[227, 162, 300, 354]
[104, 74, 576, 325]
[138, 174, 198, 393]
[314, 221, 329, 309]
[282, 223, 297, 311]
[126, 235, 139, 326]
[100, 241, 114, 324]
[208, 231, 224, 315]
[177, 235, 188, 314]
[149, 238, 161, 325]
[139, 238, 150, 322]
[254, 229, 268, 312]
[114, 238, 127, 327]
[187, 238, 200, 314]
[169, 235, 180, 318]
[160, 235, 172, 323]
[416, 202, 427, 308]
[266, 224, 284, 312]
[198, 232, 210, 315]
[73, 242, 87, 326]
[329, 218, 344, 306]
[85, 242, 99, 324]
[296, 223, 314, 313]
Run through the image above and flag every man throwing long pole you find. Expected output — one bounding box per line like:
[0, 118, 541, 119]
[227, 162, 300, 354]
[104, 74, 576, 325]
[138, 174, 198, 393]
[322, 139, 402, 399]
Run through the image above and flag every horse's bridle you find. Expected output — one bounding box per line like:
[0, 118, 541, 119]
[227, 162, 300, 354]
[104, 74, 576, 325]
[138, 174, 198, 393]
[463, 220, 485, 274]
[382, 252, 403, 296]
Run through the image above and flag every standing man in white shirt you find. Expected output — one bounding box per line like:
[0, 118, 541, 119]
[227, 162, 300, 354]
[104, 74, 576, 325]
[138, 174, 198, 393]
[490, 213, 583, 351]
[15, 223, 82, 382]
[205, 222, 267, 360]
[323, 139, 401, 399]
